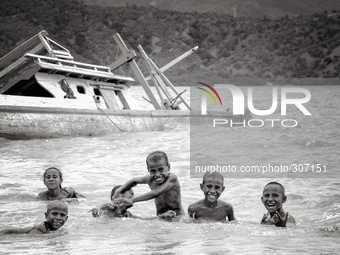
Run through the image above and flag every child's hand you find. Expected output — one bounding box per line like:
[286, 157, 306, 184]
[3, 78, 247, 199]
[101, 203, 118, 211]
[88, 208, 100, 217]
[62, 198, 79, 204]
[271, 211, 289, 227]
[111, 189, 122, 200]
[260, 213, 268, 224]
[159, 210, 176, 219]
[112, 198, 133, 209]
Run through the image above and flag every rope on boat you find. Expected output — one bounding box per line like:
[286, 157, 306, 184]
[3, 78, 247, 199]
[170, 89, 187, 107]
[98, 107, 124, 132]
[142, 89, 187, 109]
[142, 96, 153, 105]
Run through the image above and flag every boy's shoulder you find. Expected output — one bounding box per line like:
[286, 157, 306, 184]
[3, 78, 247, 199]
[287, 213, 296, 223]
[36, 187, 78, 200]
[218, 199, 234, 208]
[62, 187, 78, 198]
[188, 199, 205, 209]
[189, 199, 233, 210]
[168, 173, 179, 181]
[37, 190, 49, 200]
[143, 174, 154, 184]
[29, 222, 48, 234]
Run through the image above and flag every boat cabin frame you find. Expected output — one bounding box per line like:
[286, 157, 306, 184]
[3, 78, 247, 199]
[0, 31, 196, 112]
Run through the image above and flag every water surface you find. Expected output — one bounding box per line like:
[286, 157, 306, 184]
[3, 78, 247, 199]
[0, 85, 339, 254]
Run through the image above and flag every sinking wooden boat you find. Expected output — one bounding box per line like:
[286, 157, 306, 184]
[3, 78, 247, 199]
[0, 31, 234, 139]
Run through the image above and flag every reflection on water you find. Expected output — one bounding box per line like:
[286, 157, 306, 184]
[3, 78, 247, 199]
[0, 86, 340, 254]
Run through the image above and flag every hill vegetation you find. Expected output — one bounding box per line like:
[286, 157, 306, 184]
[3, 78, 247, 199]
[1, 0, 340, 85]
[79, 0, 340, 20]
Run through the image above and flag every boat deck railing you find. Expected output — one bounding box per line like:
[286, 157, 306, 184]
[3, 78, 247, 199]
[25, 53, 134, 83]
[26, 53, 112, 74]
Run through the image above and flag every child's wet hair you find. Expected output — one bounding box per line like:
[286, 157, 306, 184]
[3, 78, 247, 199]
[46, 200, 68, 214]
[146, 151, 169, 168]
[110, 185, 122, 200]
[43, 167, 63, 179]
[110, 185, 133, 200]
[43, 167, 63, 188]
[202, 171, 224, 185]
[264, 182, 285, 195]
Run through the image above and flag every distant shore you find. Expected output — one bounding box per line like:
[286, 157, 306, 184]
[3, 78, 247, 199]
[224, 77, 340, 86]
[165, 76, 340, 86]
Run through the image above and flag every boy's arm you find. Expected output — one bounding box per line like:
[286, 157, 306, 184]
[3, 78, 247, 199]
[0, 228, 27, 234]
[112, 175, 150, 199]
[188, 204, 197, 219]
[68, 187, 86, 198]
[260, 213, 268, 224]
[113, 176, 174, 208]
[227, 205, 236, 221]
[288, 214, 296, 224]
[36, 191, 48, 200]
[0, 225, 38, 234]
[158, 210, 176, 219]
[62, 187, 86, 203]
[29, 222, 47, 234]
[132, 176, 174, 203]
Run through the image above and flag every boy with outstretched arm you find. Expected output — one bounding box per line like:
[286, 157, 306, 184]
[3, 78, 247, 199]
[112, 151, 184, 220]
[188, 171, 235, 221]
[0, 201, 68, 235]
[261, 181, 296, 227]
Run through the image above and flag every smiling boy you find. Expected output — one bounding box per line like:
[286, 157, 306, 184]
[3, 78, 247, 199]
[112, 151, 184, 220]
[261, 182, 295, 227]
[0, 201, 68, 234]
[188, 172, 235, 221]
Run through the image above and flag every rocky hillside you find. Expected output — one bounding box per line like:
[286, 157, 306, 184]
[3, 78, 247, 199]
[79, 0, 340, 19]
[1, 0, 340, 85]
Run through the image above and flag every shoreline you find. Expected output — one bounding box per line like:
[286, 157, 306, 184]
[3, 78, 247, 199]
[146, 77, 340, 87]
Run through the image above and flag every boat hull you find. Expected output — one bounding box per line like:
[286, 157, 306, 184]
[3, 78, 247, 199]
[0, 105, 238, 139]
[0, 106, 187, 139]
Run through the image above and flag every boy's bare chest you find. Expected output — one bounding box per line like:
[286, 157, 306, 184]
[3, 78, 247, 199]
[197, 207, 227, 220]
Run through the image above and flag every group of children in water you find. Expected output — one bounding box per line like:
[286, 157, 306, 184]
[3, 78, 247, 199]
[0, 150, 295, 235]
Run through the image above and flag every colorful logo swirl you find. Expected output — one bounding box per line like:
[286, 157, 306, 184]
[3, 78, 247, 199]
[196, 82, 222, 106]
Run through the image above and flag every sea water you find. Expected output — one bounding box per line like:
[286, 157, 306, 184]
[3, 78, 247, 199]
[0, 85, 339, 255]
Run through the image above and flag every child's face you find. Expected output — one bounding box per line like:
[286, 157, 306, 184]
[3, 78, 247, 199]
[147, 157, 170, 185]
[261, 184, 286, 213]
[200, 175, 225, 203]
[45, 207, 68, 230]
[44, 169, 62, 189]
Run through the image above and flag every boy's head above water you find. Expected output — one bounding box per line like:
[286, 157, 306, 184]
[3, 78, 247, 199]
[146, 151, 170, 184]
[110, 185, 134, 201]
[200, 172, 225, 203]
[202, 172, 224, 185]
[146, 151, 169, 168]
[45, 201, 68, 230]
[261, 182, 287, 214]
[46, 200, 68, 214]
